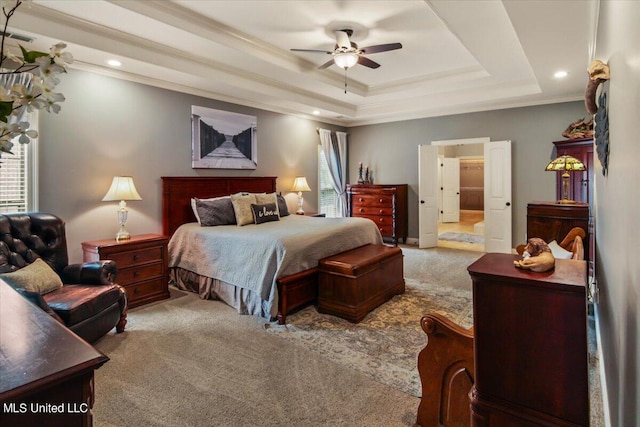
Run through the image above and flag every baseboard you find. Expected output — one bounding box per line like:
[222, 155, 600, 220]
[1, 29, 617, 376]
[405, 237, 419, 246]
[594, 302, 612, 427]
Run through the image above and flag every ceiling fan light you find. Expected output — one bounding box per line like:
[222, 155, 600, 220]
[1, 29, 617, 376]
[334, 52, 358, 69]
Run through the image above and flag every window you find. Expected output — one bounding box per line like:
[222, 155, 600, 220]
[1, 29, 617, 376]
[0, 112, 38, 213]
[318, 146, 339, 217]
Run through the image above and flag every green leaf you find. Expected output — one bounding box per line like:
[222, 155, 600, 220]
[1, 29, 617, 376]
[19, 45, 49, 64]
[0, 101, 13, 123]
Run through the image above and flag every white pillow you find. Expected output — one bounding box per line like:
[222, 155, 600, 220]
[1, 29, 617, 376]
[254, 192, 279, 216]
[548, 240, 573, 259]
[191, 196, 229, 224]
[230, 193, 257, 226]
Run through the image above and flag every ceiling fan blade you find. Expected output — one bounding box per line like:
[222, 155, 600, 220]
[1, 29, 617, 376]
[360, 42, 403, 54]
[358, 56, 380, 69]
[335, 31, 351, 49]
[318, 58, 335, 70]
[290, 48, 333, 54]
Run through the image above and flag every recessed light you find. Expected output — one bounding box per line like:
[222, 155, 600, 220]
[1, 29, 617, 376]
[554, 70, 568, 79]
[312, 110, 320, 115]
[107, 59, 122, 67]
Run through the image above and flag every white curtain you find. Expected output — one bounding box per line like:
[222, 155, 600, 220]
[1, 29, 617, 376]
[319, 128, 348, 217]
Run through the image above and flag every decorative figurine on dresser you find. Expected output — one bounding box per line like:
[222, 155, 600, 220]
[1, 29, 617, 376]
[347, 183, 408, 246]
[82, 234, 170, 308]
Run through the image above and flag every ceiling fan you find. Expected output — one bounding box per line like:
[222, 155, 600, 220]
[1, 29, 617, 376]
[291, 29, 402, 92]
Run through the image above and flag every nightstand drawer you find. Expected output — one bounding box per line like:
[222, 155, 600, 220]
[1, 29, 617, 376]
[109, 246, 163, 268]
[125, 277, 166, 307]
[117, 263, 164, 285]
[82, 234, 170, 308]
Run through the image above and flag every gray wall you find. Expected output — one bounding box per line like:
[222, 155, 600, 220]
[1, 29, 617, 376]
[348, 101, 589, 245]
[39, 70, 344, 262]
[594, 1, 640, 425]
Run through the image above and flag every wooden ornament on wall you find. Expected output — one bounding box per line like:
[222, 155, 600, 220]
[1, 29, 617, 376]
[594, 83, 610, 176]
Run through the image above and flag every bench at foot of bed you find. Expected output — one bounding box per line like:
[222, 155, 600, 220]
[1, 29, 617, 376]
[317, 244, 405, 323]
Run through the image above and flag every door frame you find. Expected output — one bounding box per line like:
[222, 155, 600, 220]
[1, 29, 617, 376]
[420, 137, 512, 252]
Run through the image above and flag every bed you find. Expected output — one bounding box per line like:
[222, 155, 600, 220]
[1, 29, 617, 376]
[162, 176, 383, 323]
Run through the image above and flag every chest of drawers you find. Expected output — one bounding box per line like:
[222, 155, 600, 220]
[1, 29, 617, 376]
[82, 234, 170, 308]
[347, 184, 408, 246]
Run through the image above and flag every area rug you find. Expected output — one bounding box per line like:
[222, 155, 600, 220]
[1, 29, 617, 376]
[264, 278, 473, 397]
[438, 231, 484, 244]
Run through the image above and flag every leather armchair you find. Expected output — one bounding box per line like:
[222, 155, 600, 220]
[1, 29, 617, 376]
[0, 212, 127, 343]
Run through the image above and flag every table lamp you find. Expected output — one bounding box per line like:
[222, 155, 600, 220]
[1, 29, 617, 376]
[545, 155, 586, 204]
[291, 176, 311, 215]
[102, 176, 142, 241]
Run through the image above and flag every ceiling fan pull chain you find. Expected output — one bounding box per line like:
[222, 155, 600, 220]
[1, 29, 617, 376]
[344, 69, 348, 94]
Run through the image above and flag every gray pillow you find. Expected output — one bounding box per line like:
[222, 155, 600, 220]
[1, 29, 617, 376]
[195, 197, 237, 226]
[251, 203, 280, 224]
[277, 193, 290, 217]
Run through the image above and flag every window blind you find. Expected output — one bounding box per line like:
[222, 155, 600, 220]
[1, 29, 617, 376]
[318, 146, 338, 217]
[0, 140, 29, 213]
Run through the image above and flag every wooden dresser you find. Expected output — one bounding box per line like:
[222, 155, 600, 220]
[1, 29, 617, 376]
[0, 281, 109, 427]
[468, 253, 589, 426]
[347, 184, 408, 246]
[526, 201, 590, 262]
[82, 234, 170, 308]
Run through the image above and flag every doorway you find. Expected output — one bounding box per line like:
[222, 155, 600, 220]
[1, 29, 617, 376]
[419, 139, 512, 253]
[438, 149, 485, 251]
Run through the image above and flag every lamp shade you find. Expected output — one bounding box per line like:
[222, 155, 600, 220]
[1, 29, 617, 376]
[545, 155, 586, 172]
[291, 176, 311, 192]
[334, 52, 359, 69]
[102, 176, 142, 201]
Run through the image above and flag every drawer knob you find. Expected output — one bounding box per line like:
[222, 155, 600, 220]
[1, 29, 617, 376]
[359, 208, 364, 212]
[133, 288, 141, 295]
[379, 209, 383, 214]
[379, 198, 383, 203]
[133, 271, 141, 278]
[133, 254, 140, 261]
[358, 198, 364, 202]
[379, 218, 384, 222]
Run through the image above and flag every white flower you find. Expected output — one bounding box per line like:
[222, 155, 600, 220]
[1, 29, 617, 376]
[35, 56, 64, 84]
[14, 121, 37, 144]
[9, 84, 47, 111]
[50, 42, 73, 67]
[0, 137, 14, 154]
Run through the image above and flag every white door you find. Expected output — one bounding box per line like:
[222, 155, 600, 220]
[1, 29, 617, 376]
[418, 145, 439, 248]
[441, 158, 460, 223]
[484, 140, 512, 253]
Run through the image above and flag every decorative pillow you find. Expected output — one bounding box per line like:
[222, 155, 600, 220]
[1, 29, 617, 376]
[547, 240, 574, 259]
[254, 192, 279, 216]
[277, 193, 290, 217]
[191, 196, 228, 224]
[251, 203, 280, 224]
[230, 193, 257, 226]
[0, 258, 63, 295]
[195, 197, 236, 226]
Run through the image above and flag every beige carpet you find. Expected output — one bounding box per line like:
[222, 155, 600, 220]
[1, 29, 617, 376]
[92, 245, 482, 426]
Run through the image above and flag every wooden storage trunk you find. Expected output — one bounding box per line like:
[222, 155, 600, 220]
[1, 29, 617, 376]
[318, 244, 404, 323]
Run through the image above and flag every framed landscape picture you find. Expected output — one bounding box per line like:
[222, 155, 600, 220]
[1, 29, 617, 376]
[191, 106, 257, 169]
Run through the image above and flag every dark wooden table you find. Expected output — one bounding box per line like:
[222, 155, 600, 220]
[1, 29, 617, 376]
[0, 280, 109, 426]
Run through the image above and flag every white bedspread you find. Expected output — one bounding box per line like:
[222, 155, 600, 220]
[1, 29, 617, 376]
[168, 215, 383, 317]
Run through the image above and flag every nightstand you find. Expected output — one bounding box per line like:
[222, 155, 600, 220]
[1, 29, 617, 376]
[82, 234, 170, 308]
[301, 212, 326, 217]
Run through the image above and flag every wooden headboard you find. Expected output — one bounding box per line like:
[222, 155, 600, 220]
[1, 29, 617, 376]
[161, 176, 277, 237]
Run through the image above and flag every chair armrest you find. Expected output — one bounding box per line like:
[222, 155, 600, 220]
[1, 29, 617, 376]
[13, 287, 65, 324]
[60, 260, 118, 285]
